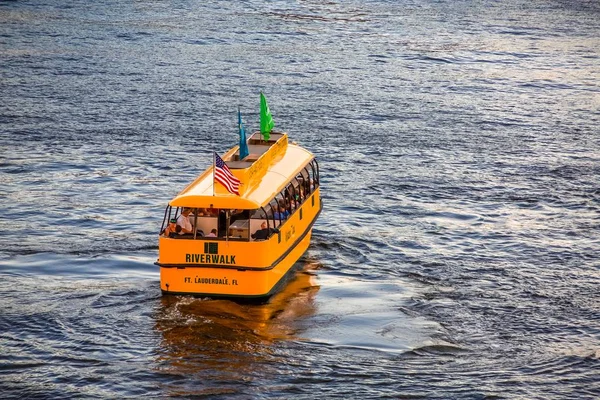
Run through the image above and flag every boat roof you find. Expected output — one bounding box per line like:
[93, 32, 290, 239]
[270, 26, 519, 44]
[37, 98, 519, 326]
[169, 142, 315, 209]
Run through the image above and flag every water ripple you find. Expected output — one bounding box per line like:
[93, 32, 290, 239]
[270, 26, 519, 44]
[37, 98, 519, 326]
[2, 0, 600, 398]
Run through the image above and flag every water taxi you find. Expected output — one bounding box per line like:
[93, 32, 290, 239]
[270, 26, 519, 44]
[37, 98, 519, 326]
[155, 101, 321, 300]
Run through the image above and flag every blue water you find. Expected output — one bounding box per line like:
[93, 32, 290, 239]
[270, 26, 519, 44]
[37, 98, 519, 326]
[1, 0, 599, 398]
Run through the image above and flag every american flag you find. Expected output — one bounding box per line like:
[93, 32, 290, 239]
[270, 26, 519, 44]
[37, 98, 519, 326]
[214, 153, 240, 195]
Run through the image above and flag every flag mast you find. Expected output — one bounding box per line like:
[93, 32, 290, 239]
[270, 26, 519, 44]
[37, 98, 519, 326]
[212, 152, 216, 197]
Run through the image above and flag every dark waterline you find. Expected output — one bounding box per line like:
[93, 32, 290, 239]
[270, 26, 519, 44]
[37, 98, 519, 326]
[1, 0, 599, 398]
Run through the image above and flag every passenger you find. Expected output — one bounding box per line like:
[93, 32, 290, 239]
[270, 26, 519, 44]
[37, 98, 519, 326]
[290, 193, 300, 210]
[176, 208, 194, 235]
[251, 222, 273, 240]
[298, 187, 305, 201]
[273, 204, 289, 221]
[284, 199, 293, 214]
[291, 191, 302, 209]
[161, 219, 181, 238]
[206, 228, 217, 238]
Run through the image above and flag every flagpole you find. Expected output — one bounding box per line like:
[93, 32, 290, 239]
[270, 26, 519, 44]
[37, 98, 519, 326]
[225, 210, 229, 245]
[212, 152, 216, 197]
[238, 106, 242, 157]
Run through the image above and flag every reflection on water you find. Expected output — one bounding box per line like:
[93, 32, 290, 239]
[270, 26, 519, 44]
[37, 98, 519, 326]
[153, 261, 320, 396]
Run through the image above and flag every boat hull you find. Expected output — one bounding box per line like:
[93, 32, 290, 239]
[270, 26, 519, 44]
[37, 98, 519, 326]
[159, 229, 313, 299]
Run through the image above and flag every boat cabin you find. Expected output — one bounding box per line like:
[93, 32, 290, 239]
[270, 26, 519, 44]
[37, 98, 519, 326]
[158, 131, 320, 242]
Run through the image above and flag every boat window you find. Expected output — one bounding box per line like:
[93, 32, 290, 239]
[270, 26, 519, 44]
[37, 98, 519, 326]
[285, 184, 293, 210]
[299, 167, 310, 197]
[251, 209, 267, 219]
[256, 161, 321, 232]
[264, 202, 276, 227]
[228, 209, 250, 240]
[186, 208, 219, 238]
[292, 176, 305, 205]
[307, 159, 319, 191]
[272, 193, 287, 227]
[247, 207, 274, 240]
[287, 183, 301, 211]
[300, 167, 310, 183]
[159, 205, 172, 234]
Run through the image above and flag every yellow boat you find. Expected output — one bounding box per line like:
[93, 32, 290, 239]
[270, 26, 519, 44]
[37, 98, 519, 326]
[156, 130, 322, 300]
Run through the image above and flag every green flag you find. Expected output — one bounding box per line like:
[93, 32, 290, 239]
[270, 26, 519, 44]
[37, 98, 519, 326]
[260, 92, 274, 141]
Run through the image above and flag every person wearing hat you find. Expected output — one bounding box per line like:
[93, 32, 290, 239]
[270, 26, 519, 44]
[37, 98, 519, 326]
[176, 208, 194, 235]
[161, 218, 181, 238]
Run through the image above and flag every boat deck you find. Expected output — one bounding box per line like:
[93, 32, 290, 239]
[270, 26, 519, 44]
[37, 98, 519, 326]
[226, 132, 285, 168]
[227, 145, 271, 168]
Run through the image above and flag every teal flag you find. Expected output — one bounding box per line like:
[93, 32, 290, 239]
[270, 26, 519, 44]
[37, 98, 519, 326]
[260, 92, 274, 141]
[238, 108, 249, 160]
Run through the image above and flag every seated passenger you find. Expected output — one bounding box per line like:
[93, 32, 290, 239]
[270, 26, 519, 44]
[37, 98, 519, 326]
[206, 229, 217, 238]
[176, 208, 194, 235]
[273, 205, 289, 221]
[290, 195, 299, 211]
[251, 222, 273, 240]
[161, 219, 181, 238]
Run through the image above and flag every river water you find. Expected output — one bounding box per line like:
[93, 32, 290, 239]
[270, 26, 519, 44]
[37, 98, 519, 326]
[1, 0, 599, 398]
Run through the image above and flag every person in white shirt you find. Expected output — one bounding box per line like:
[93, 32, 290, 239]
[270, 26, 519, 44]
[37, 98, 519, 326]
[176, 208, 193, 234]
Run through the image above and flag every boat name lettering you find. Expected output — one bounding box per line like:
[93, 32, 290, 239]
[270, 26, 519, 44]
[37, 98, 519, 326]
[247, 139, 285, 182]
[248, 157, 266, 181]
[184, 276, 238, 285]
[185, 254, 236, 265]
[285, 224, 296, 242]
